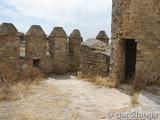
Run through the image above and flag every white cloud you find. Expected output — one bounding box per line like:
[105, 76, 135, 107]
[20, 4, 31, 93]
[5, 0, 111, 22]
[1, 0, 112, 39]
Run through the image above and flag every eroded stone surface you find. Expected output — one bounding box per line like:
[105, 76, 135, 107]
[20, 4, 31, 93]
[0, 23, 20, 61]
[0, 23, 19, 35]
[96, 31, 109, 44]
[78, 38, 110, 79]
[48, 27, 70, 73]
[25, 25, 51, 73]
[69, 29, 83, 73]
[111, 0, 160, 86]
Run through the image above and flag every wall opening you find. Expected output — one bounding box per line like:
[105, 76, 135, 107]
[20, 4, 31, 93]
[125, 39, 137, 83]
[33, 59, 40, 68]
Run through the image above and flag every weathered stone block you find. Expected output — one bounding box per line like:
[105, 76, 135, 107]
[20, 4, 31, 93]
[0, 23, 20, 62]
[25, 25, 49, 73]
[48, 27, 70, 74]
[78, 38, 110, 80]
[111, 0, 160, 86]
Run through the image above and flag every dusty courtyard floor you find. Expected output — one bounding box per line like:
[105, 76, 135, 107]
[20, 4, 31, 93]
[0, 74, 160, 120]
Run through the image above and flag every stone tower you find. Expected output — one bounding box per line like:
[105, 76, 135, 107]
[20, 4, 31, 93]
[111, 0, 160, 86]
[48, 27, 70, 73]
[0, 23, 20, 62]
[25, 25, 49, 72]
[69, 29, 83, 72]
[96, 31, 109, 44]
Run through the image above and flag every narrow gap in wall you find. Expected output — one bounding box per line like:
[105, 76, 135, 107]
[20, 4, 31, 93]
[125, 39, 137, 84]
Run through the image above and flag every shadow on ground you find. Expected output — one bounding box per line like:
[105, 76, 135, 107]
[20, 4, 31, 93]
[141, 90, 160, 105]
[117, 84, 160, 105]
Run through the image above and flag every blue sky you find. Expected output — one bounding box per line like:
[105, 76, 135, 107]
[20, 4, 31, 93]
[0, 0, 112, 40]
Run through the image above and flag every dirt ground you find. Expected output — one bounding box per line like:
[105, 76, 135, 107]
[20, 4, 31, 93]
[0, 74, 160, 120]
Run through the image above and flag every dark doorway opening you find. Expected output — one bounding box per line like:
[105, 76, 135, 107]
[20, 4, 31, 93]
[33, 59, 40, 68]
[125, 39, 137, 83]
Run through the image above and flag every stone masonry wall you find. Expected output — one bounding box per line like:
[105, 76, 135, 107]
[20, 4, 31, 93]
[25, 25, 47, 58]
[25, 25, 51, 74]
[78, 38, 110, 79]
[0, 23, 85, 75]
[111, 0, 160, 85]
[0, 23, 22, 73]
[69, 29, 83, 73]
[0, 22, 112, 80]
[96, 31, 109, 44]
[48, 27, 71, 74]
[0, 23, 20, 62]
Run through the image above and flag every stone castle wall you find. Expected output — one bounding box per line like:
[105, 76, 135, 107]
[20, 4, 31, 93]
[0, 23, 23, 73]
[48, 27, 71, 74]
[0, 23, 84, 74]
[1, 0, 159, 87]
[0, 23, 20, 62]
[96, 31, 109, 44]
[69, 29, 83, 73]
[78, 38, 110, 79]
[0, 22, 111, 83]
[25, 25, 51, 74]
[25, 25, 47, 58]
[111, 0, 160, 86]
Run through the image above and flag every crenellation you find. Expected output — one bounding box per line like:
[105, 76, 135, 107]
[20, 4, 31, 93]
[0, 23, 21, 62]
[0, 23, 19, 35]
[0, 23, 111, 78]
[25, 25, 47, 57]
[25, 25, 50, 74]
[48, 27, 70, 74]
[69, 29, 83, 73]
[49, 27, 68, 38]
[96, 31, 109, 44]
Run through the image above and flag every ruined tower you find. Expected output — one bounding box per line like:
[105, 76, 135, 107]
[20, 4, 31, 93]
[0, 23, 20, 62]
[48, 27, 70, 73]
[25, 25, 50, 72]
[96, 31, 109, 44]
[111, 0, 160, 86]
[69, 29, 83, 72]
